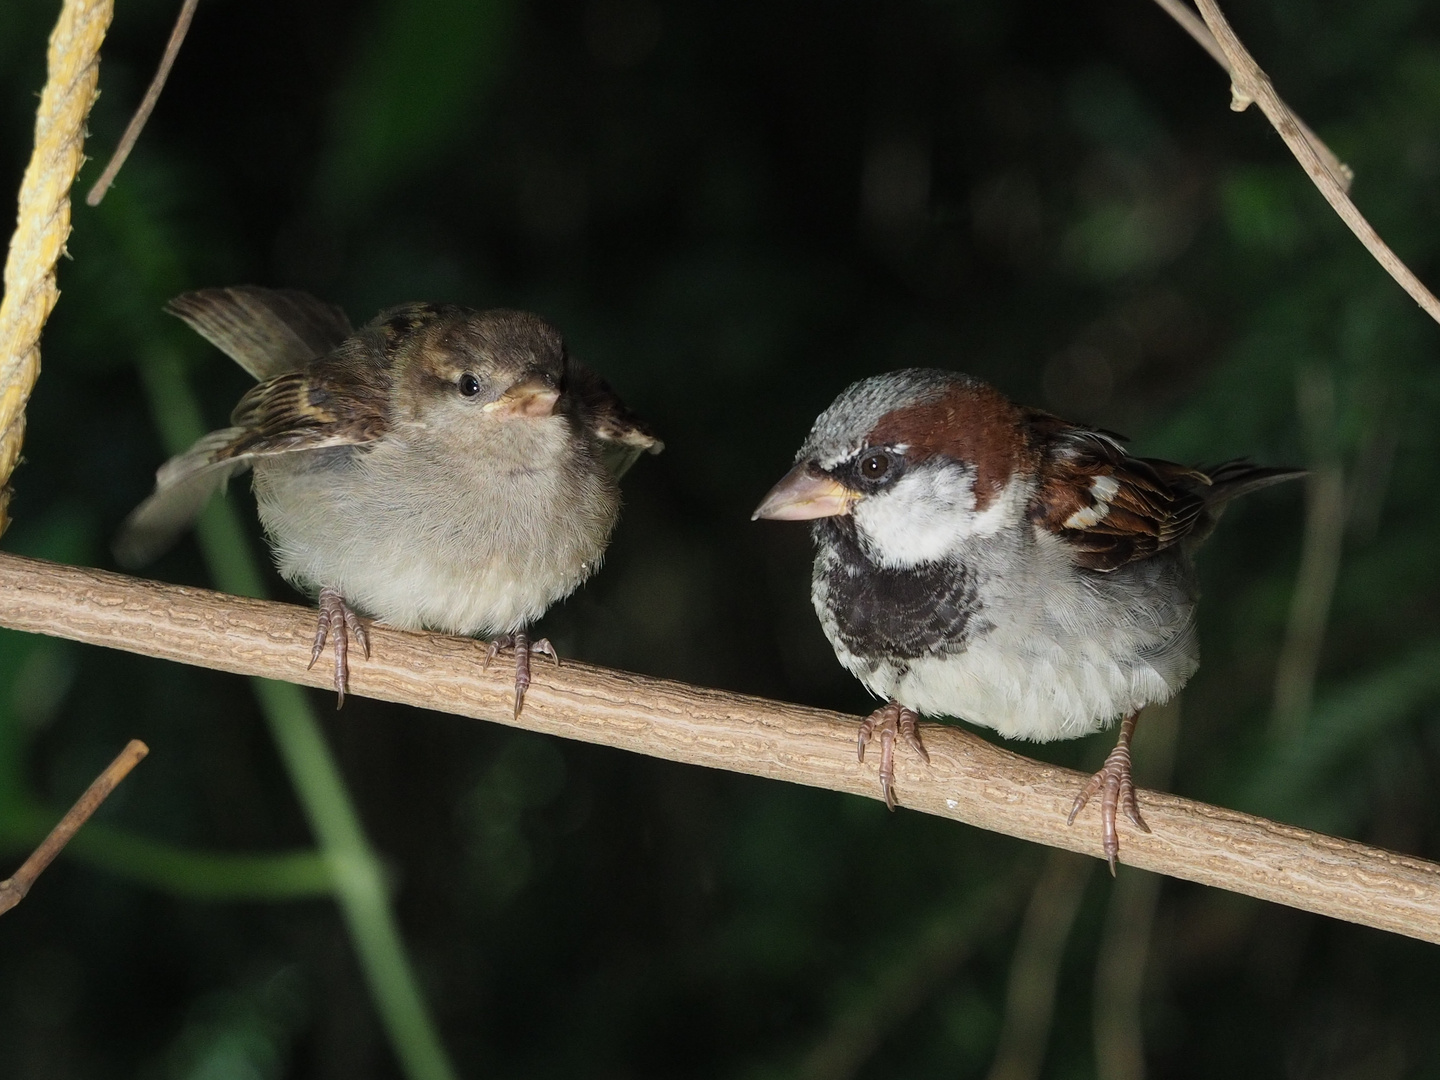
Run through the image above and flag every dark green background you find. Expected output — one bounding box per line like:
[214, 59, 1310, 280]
[2, 0, 1439, 1075]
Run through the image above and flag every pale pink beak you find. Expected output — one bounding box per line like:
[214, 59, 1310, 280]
[752, 464, 856, 521]
[484, 375, 560, 419]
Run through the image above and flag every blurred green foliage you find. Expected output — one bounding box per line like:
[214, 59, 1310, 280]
[3, 0, 1440, 1076]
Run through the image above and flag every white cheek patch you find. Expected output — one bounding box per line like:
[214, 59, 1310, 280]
[1063, 473, 1120, 530]
[854, 467, 1028, 568]
[853, 467, 975, 567]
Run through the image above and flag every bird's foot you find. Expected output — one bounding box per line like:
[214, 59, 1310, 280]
[308, 587, 370, 708]
[857, 700, 929, 810]
[1067, 712, 1149, 875]
[484, 629, 559, 718]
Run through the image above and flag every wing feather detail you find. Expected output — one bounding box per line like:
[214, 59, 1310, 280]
[1027, 413, 1210, 572]
[166, 287, 354, 380]
[116, 359, 390, 565]
[225, 362, 390, 457]
[1027, 412, 1302, 571]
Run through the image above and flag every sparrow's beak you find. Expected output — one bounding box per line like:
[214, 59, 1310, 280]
[484, 375, 560, 419]
[752, 465, 856, 521]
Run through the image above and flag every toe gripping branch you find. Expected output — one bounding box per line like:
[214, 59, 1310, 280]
[484, 629, 560, 719]
[858, 700, 930, 810]
[1068, 711, 1149, 875]
[309, 587, 370, 708]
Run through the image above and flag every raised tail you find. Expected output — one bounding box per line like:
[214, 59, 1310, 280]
[1201, 460, 1307, 506]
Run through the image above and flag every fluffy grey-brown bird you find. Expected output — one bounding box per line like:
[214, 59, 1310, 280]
[117, 287, 662, 713]
[754, 368, 1300, 869]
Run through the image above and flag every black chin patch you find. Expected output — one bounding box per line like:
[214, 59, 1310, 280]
[815, 517, 984, 660]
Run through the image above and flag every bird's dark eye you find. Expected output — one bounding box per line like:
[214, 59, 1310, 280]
[859, 451, 892, 480]
[458, 373, 481, 397]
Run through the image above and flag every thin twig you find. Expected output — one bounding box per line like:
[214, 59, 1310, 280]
[85, 0, 200, 206]
[0, 739, 148, 916]
[2, 551, 1438, 943]
[1189, 0, 1440, 326]
[1148, 0, 1351, 192]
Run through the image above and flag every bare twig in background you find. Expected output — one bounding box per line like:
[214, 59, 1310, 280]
[1343, 417, 1398, 547]
[1272, 369, 1347, 739]
[1092, 700, 1180, 1080]
[1148, 0, 1351, 192]
[4, 553, 1436, 943]
[0, 739, 148, 916]
[799, 872, 1030, 1080]
[985, 850, 1094, 1080]
[1181, 0, 1440, 326]
[85, 0, 200, 206]
[0, 0, 112, 535]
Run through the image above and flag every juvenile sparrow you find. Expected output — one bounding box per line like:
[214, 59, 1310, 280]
[754, 368, 1300, 869]
[117, 286, 662, 713]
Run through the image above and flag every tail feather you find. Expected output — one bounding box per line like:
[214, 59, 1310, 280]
[1202, 460, 1307, 506]
[113, 428, 252, 567]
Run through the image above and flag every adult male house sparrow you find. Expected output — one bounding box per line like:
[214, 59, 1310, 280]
[754, 368, 1300, 869]
[117, 287, 662, 714]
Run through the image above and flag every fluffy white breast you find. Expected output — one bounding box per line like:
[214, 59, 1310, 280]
[253, 416, 619, 637]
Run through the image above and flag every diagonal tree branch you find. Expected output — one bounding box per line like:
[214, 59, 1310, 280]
[1182, 0, 1440, 325]
[85, 0, 201, 206]
[0, 550, 1437, 945]
[0, 738, 147, 916]
[1149, 0, 1352, 192]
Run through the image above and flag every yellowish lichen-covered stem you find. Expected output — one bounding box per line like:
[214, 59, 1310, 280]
[0, 0, 113, 534]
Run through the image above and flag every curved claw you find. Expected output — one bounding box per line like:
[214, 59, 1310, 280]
[898, 708, 929, 764]
[484, 631, 561, 718]
[1067, 712, 1148, 874]
[309, 588, 366, 708]
[857, 700, 929, 810]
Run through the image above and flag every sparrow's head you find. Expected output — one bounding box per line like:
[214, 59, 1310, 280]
[382, 304, 570, 426]
[753, 369, 1036, 567]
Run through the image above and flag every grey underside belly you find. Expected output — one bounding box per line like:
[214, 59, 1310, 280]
[252, 442, 617, 636]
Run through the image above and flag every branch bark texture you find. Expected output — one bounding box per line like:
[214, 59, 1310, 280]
[1, 551, 1437, 945]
